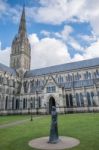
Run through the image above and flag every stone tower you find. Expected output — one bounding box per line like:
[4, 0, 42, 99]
[10, 7, 31, 77]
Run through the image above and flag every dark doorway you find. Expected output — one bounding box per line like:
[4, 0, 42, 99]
[49, 97, 56, 114]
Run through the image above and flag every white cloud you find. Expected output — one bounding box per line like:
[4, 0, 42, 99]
[0, 43, 10, 66]
[41, 25, 84, 52]
[79, 34, 97, 42]
[41, 25, 73, 40]
[0, 0, 99, 37]
[69, 38, 84, 52]
[0, 0, 7, 16]
[0, 41, 1, 50]
[59, 25, 73, 41]
[0, 34, 70, 69]
[29, 0, 85, 25]
[29, 33, 39, 45]
[29, 33, 71, 69]
[41, 30, 51, 37]
[0, 34, 99, 71]
[71, 39, 99, 62]
[26, 0, 99, 37]
[84, 39, 99, 58]
[71, 53, 84, 62]
[29, 33, 99, 69]
[0, 0, 21, 23]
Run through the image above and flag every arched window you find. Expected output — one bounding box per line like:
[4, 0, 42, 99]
[12, 97, 14, 110]
[30, 80, 34, 93]
[74, 73, 81, 81]
[95, 70, 99, 78]
[5, 96, 8, 110]
[58, 76, 64, 83]
[17, 81, 22, 94]
[23, 99, 25, 109]
[91, 92, 95, 106]
[66, 74, 72, 82]
[25, 99, 27, 109]
[38, 97, 41, 108]
[24, 81, 29, 93]
[88, 72, 91, 79]
[87, 92, 91, 106]
[80, 93, 84, 107]
[16, 99, 19, 110]
[76, 93, 81, 107]
[66, 94, 69, 108]
[23, 98, 27, 109]
[69, 94, 73, 107]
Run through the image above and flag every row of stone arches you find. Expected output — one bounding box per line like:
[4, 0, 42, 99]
[4, 97, 42, 110]
[3, 91, 98, 112]
[66, 92, 96, 108]
[5, 98, 25, 110]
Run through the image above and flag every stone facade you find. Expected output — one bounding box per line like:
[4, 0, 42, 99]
[0, 8, 99, 115]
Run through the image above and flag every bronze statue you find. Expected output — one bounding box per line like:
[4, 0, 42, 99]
[49, 106, 59, 143]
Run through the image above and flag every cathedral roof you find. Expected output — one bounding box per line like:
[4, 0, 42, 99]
[24, 57, 99, 78]
[0, 63, 16, 76]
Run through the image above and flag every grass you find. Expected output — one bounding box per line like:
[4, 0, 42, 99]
[0, 115, 29, 125]
[0, 113, 99, 150]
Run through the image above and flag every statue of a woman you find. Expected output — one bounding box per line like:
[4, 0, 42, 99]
[49, 106, 59, 143]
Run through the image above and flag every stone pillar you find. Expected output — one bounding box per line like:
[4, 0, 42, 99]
[19, 96, 23, 109]
[82, 87, 88, 107]
[61, 87, 66, 113]
[3, 95, 6, 110]
[20, 80, 24, 94]
[93, 85, 99, 106]
[0, 96, 1, 110]
[71, 88, 77, 107]
[27, 98, 30, 110]
[9, 97, 12, 110]
[9, 87, 12, 110]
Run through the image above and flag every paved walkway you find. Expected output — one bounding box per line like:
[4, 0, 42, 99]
[0, 117, 41, 129]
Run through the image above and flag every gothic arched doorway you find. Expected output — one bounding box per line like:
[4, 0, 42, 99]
[49, 97, 56, 114]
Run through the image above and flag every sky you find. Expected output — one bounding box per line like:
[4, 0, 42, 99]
[0, 0, 99, 69]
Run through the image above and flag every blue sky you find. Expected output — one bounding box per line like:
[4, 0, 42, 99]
[0, 0, 99, 69]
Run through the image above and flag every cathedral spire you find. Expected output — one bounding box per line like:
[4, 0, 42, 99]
[10, 5, 31, 76]
[18, 6, 26, 38]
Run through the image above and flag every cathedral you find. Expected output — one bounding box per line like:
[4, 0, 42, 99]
[0, 7, 99, 115]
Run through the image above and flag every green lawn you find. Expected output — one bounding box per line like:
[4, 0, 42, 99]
[0, 115, 29, 125]
[0, 113, 99, 150]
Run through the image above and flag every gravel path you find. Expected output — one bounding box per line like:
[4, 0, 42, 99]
[0, 119, 29, 129]
[0, 116, 41, 129]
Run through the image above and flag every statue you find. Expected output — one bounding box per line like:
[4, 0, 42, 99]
[48, 106, 59, 144]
